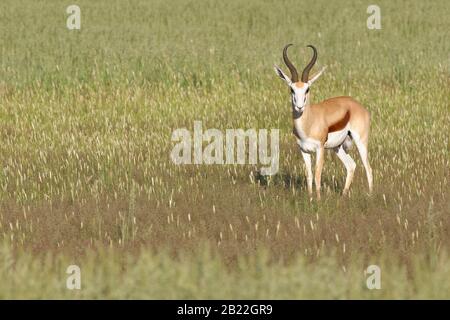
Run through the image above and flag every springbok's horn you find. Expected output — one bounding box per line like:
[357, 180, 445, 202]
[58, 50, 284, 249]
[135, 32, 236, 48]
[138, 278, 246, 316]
[301, 45, 317, 82]
[282, 44, 299, 82]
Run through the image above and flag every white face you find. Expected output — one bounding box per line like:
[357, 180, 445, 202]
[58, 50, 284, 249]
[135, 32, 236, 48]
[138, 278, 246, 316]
[274, 65, 326, 112]
[290, 82, 310, 112]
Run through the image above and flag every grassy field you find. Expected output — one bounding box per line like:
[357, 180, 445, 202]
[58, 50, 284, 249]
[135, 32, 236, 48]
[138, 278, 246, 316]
[0, 0, 449, 299]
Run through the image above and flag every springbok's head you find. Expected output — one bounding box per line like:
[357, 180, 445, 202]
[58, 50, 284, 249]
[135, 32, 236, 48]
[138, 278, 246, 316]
[274, 44, 326, 113]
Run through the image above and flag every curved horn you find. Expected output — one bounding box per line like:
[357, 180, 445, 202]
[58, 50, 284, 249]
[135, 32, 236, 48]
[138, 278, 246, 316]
[282, 44, 299, 82]
[301, 45, 317, 82]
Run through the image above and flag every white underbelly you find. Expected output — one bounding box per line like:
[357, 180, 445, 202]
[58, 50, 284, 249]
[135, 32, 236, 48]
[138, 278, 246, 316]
[297, 137, 321, 153]
[324, 127, 349, 149]
[294, 121, 349, 153]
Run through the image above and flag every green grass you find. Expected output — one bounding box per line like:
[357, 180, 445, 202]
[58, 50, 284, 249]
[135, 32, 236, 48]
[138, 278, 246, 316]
[2, 244, 450, 299]
[0, 0, 449, 298]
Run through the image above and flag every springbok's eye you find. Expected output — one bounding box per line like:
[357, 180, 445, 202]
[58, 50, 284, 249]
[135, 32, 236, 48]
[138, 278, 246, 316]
[305, 88, 310, 94]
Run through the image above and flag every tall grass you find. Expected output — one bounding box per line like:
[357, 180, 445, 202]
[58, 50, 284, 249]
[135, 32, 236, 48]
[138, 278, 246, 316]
[0, 0, 449, 298]
[1, 243, 450, 299]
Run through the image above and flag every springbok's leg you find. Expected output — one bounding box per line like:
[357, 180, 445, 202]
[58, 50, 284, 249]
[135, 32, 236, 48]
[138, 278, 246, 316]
[334, 145, 356, 195]
[353, 133, 373, 194]
[300, 150, 313, 197]
[314, 146, 325, 200]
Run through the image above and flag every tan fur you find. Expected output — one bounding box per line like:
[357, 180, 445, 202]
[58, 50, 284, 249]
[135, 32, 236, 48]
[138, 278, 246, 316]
[329, 110, 350, 132]
[296, 96, 370, 144]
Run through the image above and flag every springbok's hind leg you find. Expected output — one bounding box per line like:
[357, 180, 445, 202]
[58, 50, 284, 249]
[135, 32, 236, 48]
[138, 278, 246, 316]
[334, 145, 356, 195]
[352, 132, 373, 194]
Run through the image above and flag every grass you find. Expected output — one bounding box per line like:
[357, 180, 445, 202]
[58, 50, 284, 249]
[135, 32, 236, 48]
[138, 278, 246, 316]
[0, 0, 449, 298]
[2, 244, 450, 299]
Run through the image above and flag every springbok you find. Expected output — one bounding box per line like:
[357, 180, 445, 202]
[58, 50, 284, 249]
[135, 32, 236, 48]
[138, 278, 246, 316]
[274, 44, 373, 199]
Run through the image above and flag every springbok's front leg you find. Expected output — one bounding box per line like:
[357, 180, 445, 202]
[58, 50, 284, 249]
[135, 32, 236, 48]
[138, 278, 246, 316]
[300, 150, 313, 198]
[315, 146, 325, 200]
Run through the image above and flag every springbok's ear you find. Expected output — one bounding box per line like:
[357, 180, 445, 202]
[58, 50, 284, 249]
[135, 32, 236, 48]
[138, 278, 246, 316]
[308, 66, 327, 85]
[274, 65, 292, 85]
